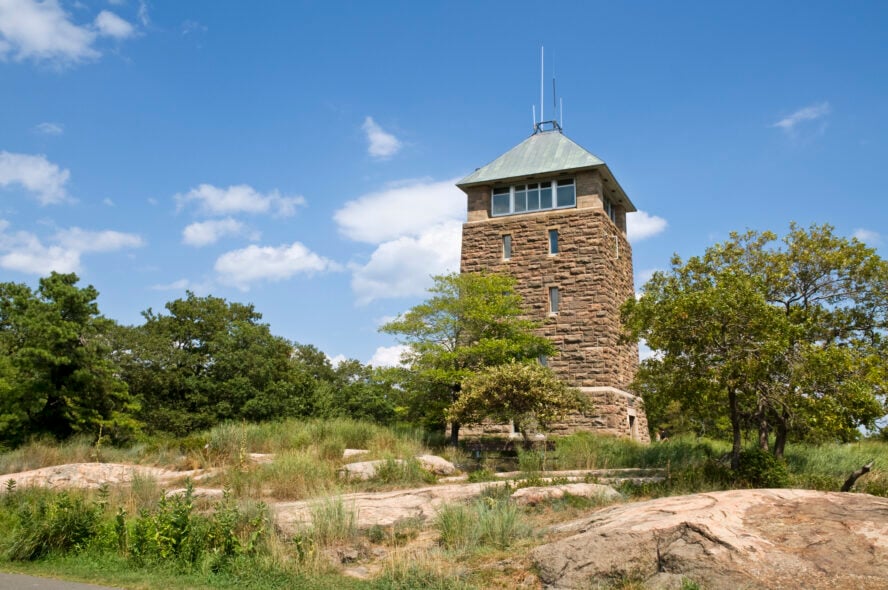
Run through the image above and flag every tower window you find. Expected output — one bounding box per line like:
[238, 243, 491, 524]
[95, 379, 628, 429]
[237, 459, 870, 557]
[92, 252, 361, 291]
[502, 234, 512, 260]
[548, 286, 560, 314]
[548, 229, 559, 254]
[490, 178, 574, 217]
[603, 196, 618, 224]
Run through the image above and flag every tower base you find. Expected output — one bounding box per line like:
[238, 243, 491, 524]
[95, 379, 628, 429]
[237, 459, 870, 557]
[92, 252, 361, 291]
[455, 387, 650, 444]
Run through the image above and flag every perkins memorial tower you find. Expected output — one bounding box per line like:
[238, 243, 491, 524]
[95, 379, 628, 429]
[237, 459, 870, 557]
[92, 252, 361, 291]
[457, 121, 649, 442]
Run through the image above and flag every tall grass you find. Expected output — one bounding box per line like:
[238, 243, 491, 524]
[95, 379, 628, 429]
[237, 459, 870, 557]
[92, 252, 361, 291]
[434, 496, 531, 552]
[305, 496, 358, 546]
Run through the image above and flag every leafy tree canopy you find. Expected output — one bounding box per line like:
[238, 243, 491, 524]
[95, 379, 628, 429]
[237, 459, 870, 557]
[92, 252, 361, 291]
[115, 292, 312, 436]
[0, 273, 135, 446]
[449, 361, 587, 441]
[623, 223, 888, 468]
[381, 272, 553, 444]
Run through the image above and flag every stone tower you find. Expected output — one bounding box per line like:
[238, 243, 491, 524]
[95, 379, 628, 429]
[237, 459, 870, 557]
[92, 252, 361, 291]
[457, 123, 649, 442]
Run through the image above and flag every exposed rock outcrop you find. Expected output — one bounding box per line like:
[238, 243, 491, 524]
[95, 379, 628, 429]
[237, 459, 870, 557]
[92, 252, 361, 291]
[532, 488, 888, 590]
[511, 483, 620, 506]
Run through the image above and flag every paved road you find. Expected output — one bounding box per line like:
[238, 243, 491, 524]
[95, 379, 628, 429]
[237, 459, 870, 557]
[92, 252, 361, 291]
[0, 572, 120, 589]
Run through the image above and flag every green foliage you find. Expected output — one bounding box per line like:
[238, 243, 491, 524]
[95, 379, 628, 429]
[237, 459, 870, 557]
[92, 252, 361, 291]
[372, 457, 436, 487]
[114, 292, 315, 436]
[0, 273, 137, 446]
[736, 448, 789, 488]
[449, 362, 587, 440]
[624, 223, 888, 466]
[6, 490, 102, 560]
[381, 272, 554, 441]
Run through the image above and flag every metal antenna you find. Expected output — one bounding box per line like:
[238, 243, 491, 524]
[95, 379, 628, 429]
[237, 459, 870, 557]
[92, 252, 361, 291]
[532, 105, 537, 130]
[540, 46, 544, 124]
[560, 97, 564, 129]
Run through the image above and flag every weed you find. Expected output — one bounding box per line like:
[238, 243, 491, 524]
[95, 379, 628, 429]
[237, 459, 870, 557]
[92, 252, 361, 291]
[305, 495, 357, 546]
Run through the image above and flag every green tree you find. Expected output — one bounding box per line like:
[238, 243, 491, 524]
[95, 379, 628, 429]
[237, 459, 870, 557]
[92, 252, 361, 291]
[381, 272, 553, 445]
[114, 292, 313, 435]
[448, 362, 586, 441]
[313, 359, 399, 425]
[0, 273, 136, 445]
[623, 224, 887, 468]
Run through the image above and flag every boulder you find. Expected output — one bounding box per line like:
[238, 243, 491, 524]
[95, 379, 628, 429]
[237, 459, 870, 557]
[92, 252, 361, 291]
[532, 488, 888, 589]
[338, 459, 405, 481]
[415, 454, 456, 475]
[511, 482, 621, 506]
[343, 449, 370, 459]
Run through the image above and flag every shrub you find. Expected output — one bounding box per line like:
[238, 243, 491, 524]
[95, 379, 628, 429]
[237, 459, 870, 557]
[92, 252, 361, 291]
[435, 503, 476, 551]
[736, 448, 789, 488]
[6, 491, 102, 560]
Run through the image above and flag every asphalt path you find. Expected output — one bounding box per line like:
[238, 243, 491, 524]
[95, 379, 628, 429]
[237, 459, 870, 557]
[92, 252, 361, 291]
[0, 572, 120, 589]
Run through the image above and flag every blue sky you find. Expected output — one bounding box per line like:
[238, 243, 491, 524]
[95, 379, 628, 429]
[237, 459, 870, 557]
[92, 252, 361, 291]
[1, 0, 886, 366]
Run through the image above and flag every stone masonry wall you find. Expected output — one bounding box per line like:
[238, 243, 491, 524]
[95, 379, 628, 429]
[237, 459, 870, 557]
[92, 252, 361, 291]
[457, 387, 650, 443]
[460, 169, 638, 390]
[459, 168, 648, 442]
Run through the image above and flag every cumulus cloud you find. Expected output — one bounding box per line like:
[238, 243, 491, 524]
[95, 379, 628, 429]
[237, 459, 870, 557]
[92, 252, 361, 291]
[335, 178, 465, 304]
[368, 344, 409, 368]
[335, 178, 464, 244]
[362, 116, 401, 159]
[214, 242, 341, 290]
[176, 184, 305, 217]
[94, 10, 134, 38]
[54, 227, 144, 252]
[0, 220, 143, 275]
[34, 122, 63, 135]
[773, 102, 831, 131]
[853, 228, 881, 245]
[627, 210, 667, 242]
[0, 0, 99, 63]
[0, 151, 70, 204]
[351, 220, 462, 305]
[182, 218, 253, 247]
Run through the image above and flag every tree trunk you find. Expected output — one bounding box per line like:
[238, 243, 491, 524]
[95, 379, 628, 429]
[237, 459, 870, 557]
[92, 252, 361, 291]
[773, 410, 789, 459]
[449, 421, 460, 447]
[729, 388, 741, 470]
[757, 399, 769, 452]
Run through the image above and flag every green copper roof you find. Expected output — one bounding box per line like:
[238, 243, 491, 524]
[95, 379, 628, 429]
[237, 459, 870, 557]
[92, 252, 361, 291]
[458, 131, 605, 187]
[458, 130, 635, 212]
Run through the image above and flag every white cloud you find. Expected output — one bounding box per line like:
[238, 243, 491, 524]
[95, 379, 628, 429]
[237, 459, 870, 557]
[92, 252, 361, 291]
[137, 0, 149, 26]
[0, 220, 142, 275]
[327, 353, 347, 368]
[362, 116, 402, 159]
[773, 102, 831, 131]
[54, 227, 143, 252]
[368, 344, 409, 368]
[182, 218, 252, 247]
[215, 242, 341, 290]
[351, 220, 462, 305]
[336, 178, 465, 304]
[176, 184, 305, 217]
[626, 210, 667, 242]
[94, 10, 133, 38]
[34, 121, 63, 135]
[853, 228, 881, 245]
[334, 178, 464, 244]
[181, 20, 206, 35]
[0, 151, 70, 204]
[102, 198, 114, 206]
[0, 0, 100, 64]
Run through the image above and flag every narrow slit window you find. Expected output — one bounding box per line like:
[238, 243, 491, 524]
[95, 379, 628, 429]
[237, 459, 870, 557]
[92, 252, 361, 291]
[502, 235, 512, 260]
[548, 229, 559, 254]
[548, 286, 560, 314]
